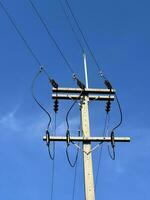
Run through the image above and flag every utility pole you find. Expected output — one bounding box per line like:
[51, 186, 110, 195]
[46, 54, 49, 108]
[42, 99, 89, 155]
[43, 55, 130, 200]
[82, 53, 95, 199]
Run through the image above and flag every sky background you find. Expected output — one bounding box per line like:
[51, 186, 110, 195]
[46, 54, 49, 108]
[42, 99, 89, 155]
[0, 0, 150, 199]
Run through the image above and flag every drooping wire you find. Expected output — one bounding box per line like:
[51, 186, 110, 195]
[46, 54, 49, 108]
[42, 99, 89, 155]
[104, 80, 123, 160]
[0, 0, 42, 66]
[66, 129, 80, 168]
[31, 67, 52, 130]
[58, 0, 84, 54]
[66, 90, 84, 132]
[32, 67, 57, 160]
[28, 0, 76, 75]
[65, 90, 83, 167]
[112, 93, 123, 132]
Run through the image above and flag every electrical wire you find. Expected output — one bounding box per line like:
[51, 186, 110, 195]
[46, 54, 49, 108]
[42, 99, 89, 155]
[112, 93, 123, 132]
[65, 91, 83, 167]
[31, 67, 52, 130]
[28, 0, 76, 75]
[66, 91, 84, 131]
[64, 0, 105, 77]
[50, 112, 57, 200]
[72, 156, 78, 200]
[0, 0, 42, 66]
[95, 113, 110, 190]
[58, 0, 84, 54]
[31, 67, 56, 160]
[72, 121, 82, 200]
[66, 134, 79, 168]
[50, 157, 55, 200]
[63, 0, 123, 137]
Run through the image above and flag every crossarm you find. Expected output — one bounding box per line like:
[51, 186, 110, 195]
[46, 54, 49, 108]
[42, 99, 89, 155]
[43, 136, 130, 142]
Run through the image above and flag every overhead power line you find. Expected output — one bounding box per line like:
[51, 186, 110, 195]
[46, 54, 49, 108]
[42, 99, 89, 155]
[64, 0, 105, 77]
[28, 0, 76, 75]
[0, 1, 42, 66]
[58, 0, 84, 54]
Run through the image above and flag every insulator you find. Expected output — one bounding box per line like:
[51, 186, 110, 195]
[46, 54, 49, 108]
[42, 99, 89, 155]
[54, 99, 59, 113]
[77, 79, 85, 89]
[46, 130, 50, 146]
[105, 100, 111, 113]
[104, 80, 112, 90]
[111, 131, 115, 148]
[73, 74, 85, 89]
[50, 79, 58, 88]
[66, 130, 70, 145]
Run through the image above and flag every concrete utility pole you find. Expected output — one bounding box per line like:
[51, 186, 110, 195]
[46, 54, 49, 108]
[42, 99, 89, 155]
[43, 55, 130, 200]
[82, 53, 95, 199]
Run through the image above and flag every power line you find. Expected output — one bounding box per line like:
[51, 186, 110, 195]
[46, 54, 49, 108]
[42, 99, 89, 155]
[95, 113, 110, 190]
[50, 113, 57, 200]
[0, 1, 42, 66]
[58, 0, 84, 54]
[64, 0, 105, 77]
[63, 0, 123, 137]
[28, 0, 76, 75]
[72, 157, 78, 200]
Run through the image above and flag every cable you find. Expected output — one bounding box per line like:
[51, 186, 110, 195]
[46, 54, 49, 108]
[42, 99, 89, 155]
[66, 132, 79, 168]
[64, 0, 106, 78]
[65, 90, 84, 167]
[65, 90, 84, 131]
[112, 94, 123, 132]
[104, 79, 123, 130]
[65, 90, 83, 167]
[0, 1, 42, 66]
[28, 0, 76, 75]
[95, 113, 110, 190]
[32, 67, 57, 160]
[50, 111, 57, 200]
[72, 156, 78, 200]
[31, 67, 52, 130]
[50, 157, 55, 200]
[64, 0, 123, 136]
[58, 0, 84, 54]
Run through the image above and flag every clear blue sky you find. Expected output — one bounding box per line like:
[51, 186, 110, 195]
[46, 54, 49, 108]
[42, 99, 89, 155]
[0, 0, 150, 199]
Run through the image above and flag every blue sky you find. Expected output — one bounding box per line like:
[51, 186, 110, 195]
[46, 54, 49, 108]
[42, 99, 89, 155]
[0, 0, 150, 199]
